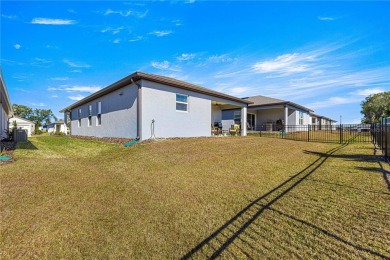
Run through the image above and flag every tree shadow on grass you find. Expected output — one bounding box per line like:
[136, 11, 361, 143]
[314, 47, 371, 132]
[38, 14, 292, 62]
[369, 159, 390, 192]
[304, 178, 389, 195]
[16, 141, 38, 150]
[303, 150, 377, 162]
[182, 142, 389, 259]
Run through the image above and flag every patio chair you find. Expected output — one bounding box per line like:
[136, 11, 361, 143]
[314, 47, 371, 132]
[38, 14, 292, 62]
[211, 125, 221, 136]
[229, 124, 240, 136]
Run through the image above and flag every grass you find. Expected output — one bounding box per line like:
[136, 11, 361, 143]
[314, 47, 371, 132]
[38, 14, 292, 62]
[1, 136, 389, 258]
[250, 130, 372, 143]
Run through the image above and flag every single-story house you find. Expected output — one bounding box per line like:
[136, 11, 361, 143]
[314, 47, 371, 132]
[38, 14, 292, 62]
[0, 69, 13, 140]
[222, 95, 313, 132]
[47, 121, 68, 135]
[310, 113, 337, 130]
[9, 116, 35, 137]
[60, 72, 252, 140]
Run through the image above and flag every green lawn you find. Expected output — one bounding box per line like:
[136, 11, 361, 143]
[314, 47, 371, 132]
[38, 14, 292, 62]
[1, 136, 389, 259]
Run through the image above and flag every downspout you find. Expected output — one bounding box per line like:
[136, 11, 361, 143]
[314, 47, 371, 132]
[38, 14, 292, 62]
[131, 77, 142, 140]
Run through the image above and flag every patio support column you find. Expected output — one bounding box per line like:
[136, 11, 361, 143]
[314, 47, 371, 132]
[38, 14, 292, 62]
[284, 105, 288, 133]
[241, 106, 247, 136]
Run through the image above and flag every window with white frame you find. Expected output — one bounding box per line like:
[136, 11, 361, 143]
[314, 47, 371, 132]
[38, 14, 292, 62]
[234, 111, 241, 124]
[88, 105, 92, 126]
[78, 109, 82, 127]
[299, 112, 304, 125]
[176, 94, 188, 112]
[96, 101, 102, 125]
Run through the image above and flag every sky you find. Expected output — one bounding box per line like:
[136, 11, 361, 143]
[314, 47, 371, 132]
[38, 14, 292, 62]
[1, 1, 389, 123]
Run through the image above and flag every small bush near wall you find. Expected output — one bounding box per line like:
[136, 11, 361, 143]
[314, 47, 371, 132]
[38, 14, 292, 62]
[35, 130, 43, 135]
[53, 131, 65, 136]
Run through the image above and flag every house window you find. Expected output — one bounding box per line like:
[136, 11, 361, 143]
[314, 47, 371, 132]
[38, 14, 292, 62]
[299, 112, 304, 125]
[176, 94, 188, 112]
[88, 105, 92, 127]
[97, 101, 102, 125]
[312, 118, 316, 124]
[78, 109, 82, 127]
[234, 111, 241, 124]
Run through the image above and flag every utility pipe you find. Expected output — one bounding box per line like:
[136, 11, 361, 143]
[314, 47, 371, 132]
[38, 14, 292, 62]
[131, 77, 142, 140]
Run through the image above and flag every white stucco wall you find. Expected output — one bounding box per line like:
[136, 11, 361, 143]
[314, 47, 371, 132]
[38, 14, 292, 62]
[253, 108, 286, 125]
[211, 105, 222, 124]
[70, 83, 138, 138]
[0, 107, 8, 139]
[140, 80, 212, 139]
[9, 117, 35, 136]
[48, 123, 68, 134]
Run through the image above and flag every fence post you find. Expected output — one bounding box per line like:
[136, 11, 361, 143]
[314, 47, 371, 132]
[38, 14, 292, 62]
[307, 124, 310, 142]
[339, 124, 343, 144]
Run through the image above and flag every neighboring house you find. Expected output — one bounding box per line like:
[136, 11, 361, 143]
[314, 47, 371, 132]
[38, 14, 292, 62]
[47, 121, 68, 134]
[222, 95, 313, 132]
[9, 116, 35, 137]
[60, 72, 252, 140]
[0, 70, 13, 140]
[310, 113, 337, 130]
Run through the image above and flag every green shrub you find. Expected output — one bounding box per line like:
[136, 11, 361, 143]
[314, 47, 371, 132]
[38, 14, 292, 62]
[53, 131, 65, 136]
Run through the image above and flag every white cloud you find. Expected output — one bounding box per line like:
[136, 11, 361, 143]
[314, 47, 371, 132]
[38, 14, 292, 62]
[252, 53, 313, 74]
[306, 96, 357, 109]
[101, 26, 124, 34]
[50, 95, 59, 98]
[318, 16, 336, 21]
[51, 77, 70, 81]
[148, 30, 173, 37]
[177, 53, 196, 61]
[151, 61, 170, 70]
[104, 9, 132, 17]
[172, 20, 182, 26]
[70, 69, 82, 73]
[48, 85, 101, 93]
[31, 102, 46, 107]
[208, 54, 235, 63]
[66, 86, 101, 93]
[151, 61, 180, 71]
[113, 39, 120, 44]
[34, 58, 52, 64]
[227, 87, 248, 95]
[186, 0, 196, 3]
[129, 36, 143, 42]
[355, 87, 385, 96]
[31, 18, 77, 25]
[14, 44, 21, 50]
[2, 14, 17, 19]
[68, 95, 85, 101]
[64, 59, 91, 68]
[45, 45, 59, 49]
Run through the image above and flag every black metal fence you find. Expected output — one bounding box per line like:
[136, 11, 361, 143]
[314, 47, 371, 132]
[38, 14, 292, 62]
[372, 117, 389, 160]
[250, 124, 375, 144]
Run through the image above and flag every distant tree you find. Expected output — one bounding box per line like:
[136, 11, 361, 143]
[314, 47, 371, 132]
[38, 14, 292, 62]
[12, 104, 57, 129]
[31, 109, 58, 126]
[12, 104, 33, 119]
[361, 91, 390, 123]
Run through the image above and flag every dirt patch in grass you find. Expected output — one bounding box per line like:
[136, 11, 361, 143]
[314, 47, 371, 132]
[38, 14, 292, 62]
[1, 136, 389, 258]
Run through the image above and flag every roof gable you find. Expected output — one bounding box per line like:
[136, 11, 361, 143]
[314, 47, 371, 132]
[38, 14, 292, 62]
[243, 94, 313, 112]
[60, 72, 252, 112]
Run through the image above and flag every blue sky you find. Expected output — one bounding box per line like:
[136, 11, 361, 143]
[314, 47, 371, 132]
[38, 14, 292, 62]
[1, 1, 389, 123]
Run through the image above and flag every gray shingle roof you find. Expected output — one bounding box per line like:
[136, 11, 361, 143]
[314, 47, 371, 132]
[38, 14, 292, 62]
[60, 72, 252, 112]
[243, 95, 313, 112]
